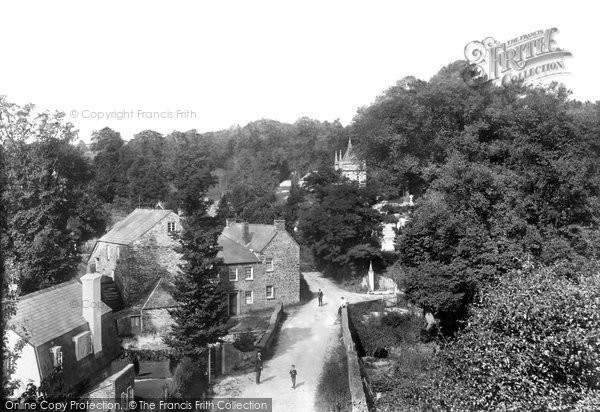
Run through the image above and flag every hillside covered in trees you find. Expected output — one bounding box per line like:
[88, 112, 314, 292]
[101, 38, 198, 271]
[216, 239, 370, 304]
[2, 60, 599, 408]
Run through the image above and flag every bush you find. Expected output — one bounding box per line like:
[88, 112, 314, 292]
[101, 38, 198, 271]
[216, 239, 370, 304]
[232, 332, 256, 352]
[435, 265, 600, 410]
[348, 301, 425, 358]
[166, 357, 207, 399]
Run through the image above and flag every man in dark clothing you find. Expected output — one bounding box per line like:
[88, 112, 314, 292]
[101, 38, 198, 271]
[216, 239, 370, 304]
[317, 289, 323, 306]
[255, 352, 263, 384]
[289, 365, 297, 389]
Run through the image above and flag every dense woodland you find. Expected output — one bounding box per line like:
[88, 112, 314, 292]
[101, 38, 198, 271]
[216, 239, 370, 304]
[2, 60, 600, 408]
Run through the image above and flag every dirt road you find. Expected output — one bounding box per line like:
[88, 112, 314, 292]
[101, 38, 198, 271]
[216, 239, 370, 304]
[211, 272, 375, 412]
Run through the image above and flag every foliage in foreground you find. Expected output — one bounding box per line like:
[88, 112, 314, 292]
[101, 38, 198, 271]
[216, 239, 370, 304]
[434, 264, 600, 411]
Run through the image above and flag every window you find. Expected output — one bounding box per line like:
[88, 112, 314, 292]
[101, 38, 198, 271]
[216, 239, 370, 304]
[245, 291, 253, 304]
[73, 331, 93, 360]
[131, 316, 140, 328]
[49, 346, 62, 368]
[229, 268, 238, 281]
[121, 392, 127, 410]
[245, 266, 254, 280]
[265, 258, 274, 271]
[116, 247, 120, 260]
[127, 386, 134, 403]
[167, 222, 176, 233]
[106, 245, 111, 260]
[266, 286, 274, 299]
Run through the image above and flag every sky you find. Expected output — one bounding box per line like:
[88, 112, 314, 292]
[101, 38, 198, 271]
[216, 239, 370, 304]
[1, 0, 598, 142]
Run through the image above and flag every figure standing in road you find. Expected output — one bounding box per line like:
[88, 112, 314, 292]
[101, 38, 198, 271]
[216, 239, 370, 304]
[289, 365, 298, 389]
[338, 296, 346, 315]
[255, 351, 263, 384]
[317, 289, 323, 306]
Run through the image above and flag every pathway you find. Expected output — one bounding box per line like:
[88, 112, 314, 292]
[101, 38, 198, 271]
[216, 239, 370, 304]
[211, 272, 375, 412]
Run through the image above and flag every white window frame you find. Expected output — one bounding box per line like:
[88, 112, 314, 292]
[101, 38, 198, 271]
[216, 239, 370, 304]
[106, 245, 110, 260]
[167, 221, 176, 233]
[72, 331, 93, 361]
[265, 258, 274, 272]
[245, 291, 253, 305]
[127, 386, 134, 403]
[266, 286, 274, 299]
[50, 346, 62, 368]
[229, 268, 238, 281]
[131, 315, 140, 328]
[245, 266, 254, 280]
[121, 392, 128, 410]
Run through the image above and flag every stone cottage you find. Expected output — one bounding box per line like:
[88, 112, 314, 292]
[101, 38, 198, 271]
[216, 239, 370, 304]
[88, 208, 181, 309]
[218, 219, 300, 315]
[115, 277, 178, 337]
[6, 273, 133, 397]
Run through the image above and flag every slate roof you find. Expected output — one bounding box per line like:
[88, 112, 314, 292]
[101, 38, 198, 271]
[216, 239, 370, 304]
[99, 209, 175, 245]
[217, 236, 261, 264]
[221, 223, 277, 252]
[9, 280, 112, 347]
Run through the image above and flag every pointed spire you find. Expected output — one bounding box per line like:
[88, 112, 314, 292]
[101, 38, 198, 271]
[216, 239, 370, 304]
[368, 260, 374, 273]
[344, 138, 354, 159]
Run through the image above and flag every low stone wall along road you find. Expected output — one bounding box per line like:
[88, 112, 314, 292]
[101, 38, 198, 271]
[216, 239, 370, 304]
[211, 272, 377, 412]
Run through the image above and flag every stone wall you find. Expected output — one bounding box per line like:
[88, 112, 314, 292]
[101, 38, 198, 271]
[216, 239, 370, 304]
[221, 343, 256, 374]
[124, 219, 181, 305]
[254, 302, 284, 356]
[222, 261, 267, 314]
[83, 364, 135, 406]
[261, 230, 300, 306]
[89, 213, 182, 307]
[341, 306, 369, 412]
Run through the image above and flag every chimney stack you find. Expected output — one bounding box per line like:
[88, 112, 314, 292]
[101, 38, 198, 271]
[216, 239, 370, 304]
[274, 220, 286, 231]
[81, 272, 103, 353]
[242, 222, 251, 245]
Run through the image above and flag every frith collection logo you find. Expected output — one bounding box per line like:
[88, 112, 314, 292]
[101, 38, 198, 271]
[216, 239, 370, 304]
[463, 28, 572, 86]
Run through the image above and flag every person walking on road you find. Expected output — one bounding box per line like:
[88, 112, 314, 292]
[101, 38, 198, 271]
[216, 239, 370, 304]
[338, 296, 346, 315]
[317, 289, 323, 306]
[255, 352, 263, 384]
[289, 365, 298, 389]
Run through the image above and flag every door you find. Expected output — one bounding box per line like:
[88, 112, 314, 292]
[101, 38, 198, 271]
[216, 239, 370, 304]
[228, 292, 239, 316]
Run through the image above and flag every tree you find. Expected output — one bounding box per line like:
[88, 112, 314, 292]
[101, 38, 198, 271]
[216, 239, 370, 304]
[436, 264, 600, 410]
[0, 97, 106, 294]
[90, 127, 125, 202]
[298, 168, 383, 278]
[165, 157, 228, 395]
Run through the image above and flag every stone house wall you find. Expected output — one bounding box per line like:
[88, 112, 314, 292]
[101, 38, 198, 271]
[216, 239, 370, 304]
[89, 213, 182, 306]
[222, 261, 267, 313]
[261, 230, 300, 306]
[221, 229, 300, 314]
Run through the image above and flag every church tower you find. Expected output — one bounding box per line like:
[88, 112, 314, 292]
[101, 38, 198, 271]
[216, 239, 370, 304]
[334, 139, 366, 186]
